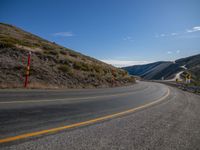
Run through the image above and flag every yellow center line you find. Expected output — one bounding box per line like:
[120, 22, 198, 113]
[0, 91, 137, 104]
[0, 87, 170, 144]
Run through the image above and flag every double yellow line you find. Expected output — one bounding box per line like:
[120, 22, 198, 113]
[0, 87, 170, 144]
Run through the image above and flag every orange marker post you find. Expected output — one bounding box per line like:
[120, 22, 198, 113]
[24, 52, 31, 88]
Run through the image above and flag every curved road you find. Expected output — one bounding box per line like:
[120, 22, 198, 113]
[0, 81, 200, 149]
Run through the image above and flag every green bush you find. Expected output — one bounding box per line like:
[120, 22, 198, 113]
[0, 41, 15, 48]
[58, 64, 71, 73]
[69, 52, 78, 58]
[44, 50, 59, 56]
[92, 65, 102, 73]
[103, 68, 111, 74]
[111, 69, 118, 78]
[60, 50, 67, 55]
[42, 44, 52, 50]
[18, 40, 33, 47]
[73, 61, 90, 71]
[81, 62, 91, 71]
[0, 37, 19, 45]
[59, 59, 70, 65]
[0, 36, 37, 48]
[118, 70, 128, 77]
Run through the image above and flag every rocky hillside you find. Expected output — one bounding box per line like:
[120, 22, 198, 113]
[0, 23, 135, 88]
[123, 54, 200, 85]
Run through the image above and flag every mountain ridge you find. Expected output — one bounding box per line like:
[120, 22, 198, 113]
[123, 54, 200, 85]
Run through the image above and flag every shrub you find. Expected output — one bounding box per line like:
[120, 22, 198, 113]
[0, 36, 18, 44]
[42, 44, 52, 50]
[44, 50, 59, 56]
[0, 36, 33, 47]
[73, 61, 90, 71]
[119, 70, 128, 77]
[59, 59, 70, 65]
[111, 69, 118, 78]
[0, 41, 15, 48]
[19, 40, 32, 47]
[60, 50, 67, 55]
[103, 68, 110, 74]
[88, 73, 96, 78]
[81, 62, 91, 71]
[124, 76, 135, 82]
[93, 65, 102, 73]
[69, 52, 78, 58]
[58, 64, 71, 73]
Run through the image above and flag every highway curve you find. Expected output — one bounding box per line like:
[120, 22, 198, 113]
[0, 81, 200, 150]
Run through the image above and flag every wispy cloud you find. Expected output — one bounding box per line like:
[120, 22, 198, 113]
[155, 32, 179, 38]
[171, 32, 178, 36]
[167, 50, 181, 55]
[155, 25, 200, 39]
[167, 51, 172, 54]
[176, 50, 180, 54]
[53, 32, 74, 37]
[101, 59, 150, 67]
[177, 34, 200, 39]
[123, 36, 134, 42]
[187, 26, 200, 33]
[155, 34, 159, 38]
[160, 34, 166, 37]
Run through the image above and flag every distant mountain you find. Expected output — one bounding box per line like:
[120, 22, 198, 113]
[123, 54, 200, 85]
[0, 23, 135, 88]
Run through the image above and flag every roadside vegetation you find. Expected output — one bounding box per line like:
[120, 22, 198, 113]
[0, 23, 135, 88]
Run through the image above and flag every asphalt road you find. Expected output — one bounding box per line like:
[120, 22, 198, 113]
[0, 81, 200, 150]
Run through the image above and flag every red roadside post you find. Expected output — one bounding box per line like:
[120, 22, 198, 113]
[24, 52, 31, 88]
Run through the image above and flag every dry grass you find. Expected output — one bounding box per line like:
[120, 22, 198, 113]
[28, 82, 60, 89]
[15, 44, 43, 52]
[0, 23, 135, 89]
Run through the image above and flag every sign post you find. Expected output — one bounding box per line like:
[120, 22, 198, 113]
[185, 73, 191, 84]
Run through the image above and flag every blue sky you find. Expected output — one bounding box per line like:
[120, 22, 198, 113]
[1, 0, 200, 67]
